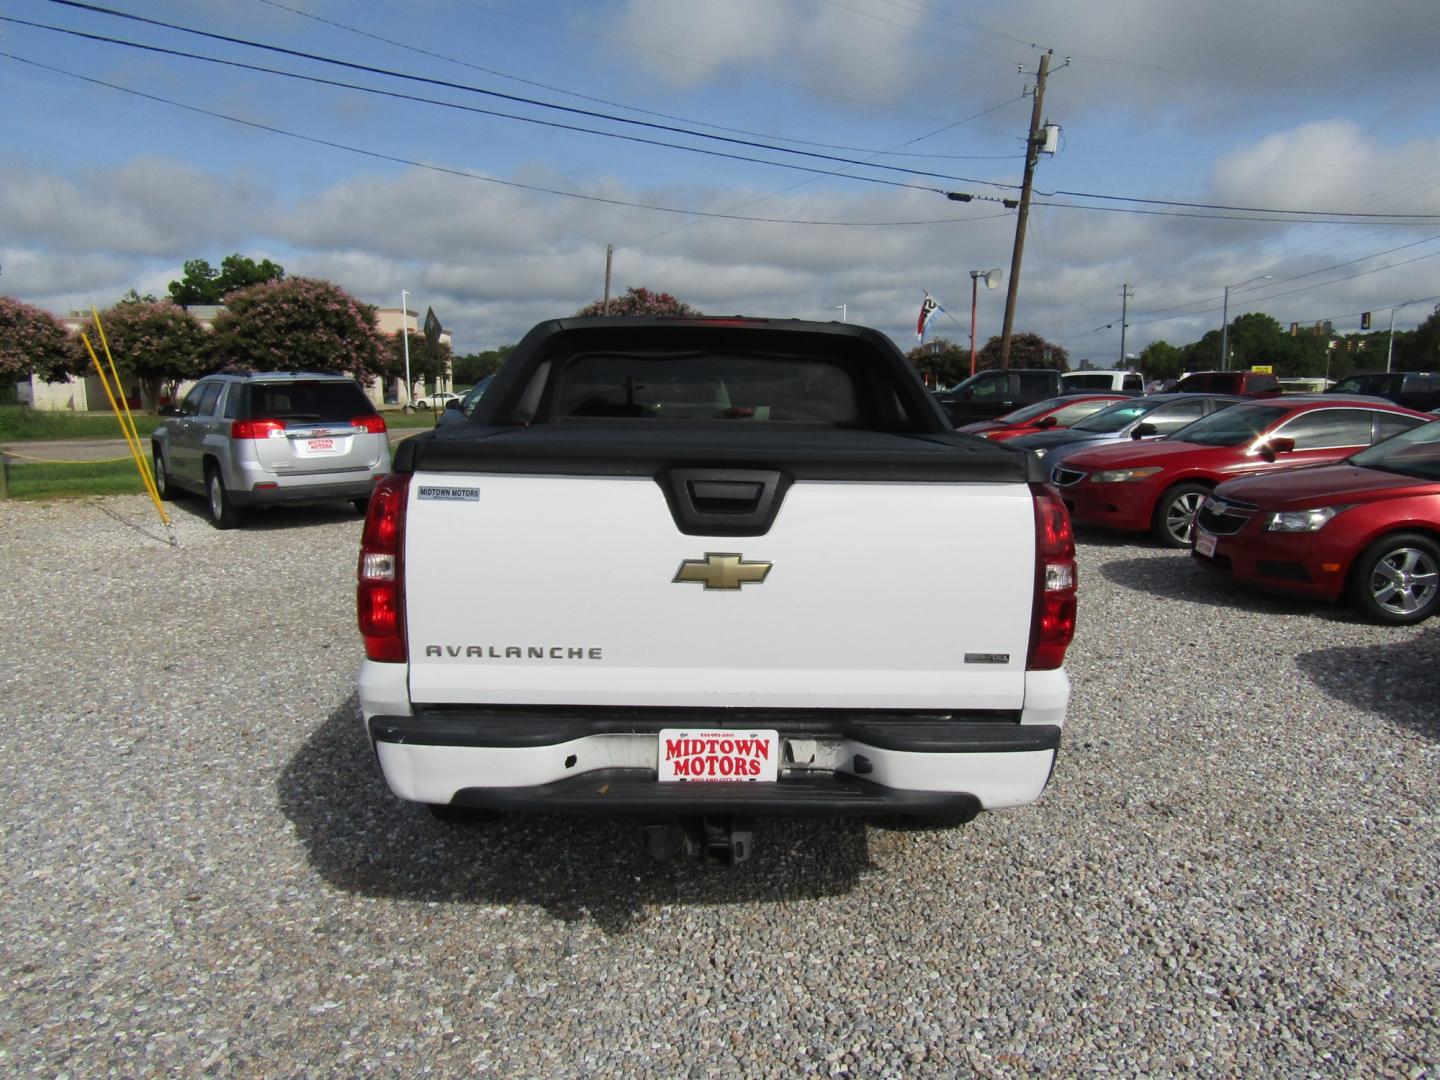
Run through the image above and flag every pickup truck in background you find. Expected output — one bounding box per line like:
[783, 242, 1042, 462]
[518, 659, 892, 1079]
[1060, 370, 1145, 394]
[357, 316, 1076, 863]
[933, 368, 1063, 425]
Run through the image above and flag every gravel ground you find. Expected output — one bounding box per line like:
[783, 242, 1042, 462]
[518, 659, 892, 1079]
[1, 494, 1436, 1078]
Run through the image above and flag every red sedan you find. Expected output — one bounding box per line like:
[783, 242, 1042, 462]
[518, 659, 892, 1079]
[1049, 396, 1432, 547]
[1193, 418, 1440, 624]
[957, 394, 1128, 441]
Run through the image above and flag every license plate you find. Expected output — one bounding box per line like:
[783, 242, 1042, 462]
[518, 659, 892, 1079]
[1195, 529, 1217, 558]
[657, 729, 779, 782]
[305, 438, 336, 453]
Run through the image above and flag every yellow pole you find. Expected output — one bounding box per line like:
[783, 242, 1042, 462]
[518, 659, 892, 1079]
[90, 308, 153, 487]
[81, 332, 170, 527]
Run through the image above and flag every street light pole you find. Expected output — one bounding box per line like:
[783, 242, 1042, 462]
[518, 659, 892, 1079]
[833, 304, 847, 323]
[400, 289, 412, 406]
[970, 273, 980, 377]
[1219, 275, 1271, 371]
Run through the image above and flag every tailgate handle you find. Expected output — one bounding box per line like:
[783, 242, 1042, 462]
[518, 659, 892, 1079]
[688, 480, 763, 506]
[661, 468, 790, 537]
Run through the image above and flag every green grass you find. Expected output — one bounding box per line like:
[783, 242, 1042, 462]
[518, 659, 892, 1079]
[0, 405, 160, 442]
[382, 410, 448, 429]
[3, 458, 149, 500]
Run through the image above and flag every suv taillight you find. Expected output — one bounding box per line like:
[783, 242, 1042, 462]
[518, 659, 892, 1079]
[231, 419, 286, 439]
[357, 473, 411, 662]
[1028, 485, 1077, 670]
[352, 414, 387, 434]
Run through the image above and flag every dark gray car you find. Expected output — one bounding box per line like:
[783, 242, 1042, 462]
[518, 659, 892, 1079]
[1006, 393, 1241, 462]
[151, 371, 391, 528]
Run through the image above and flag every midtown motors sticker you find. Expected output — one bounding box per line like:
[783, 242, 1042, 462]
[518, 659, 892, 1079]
[417, 485, 480, 501]
[657, 729, 780, 782]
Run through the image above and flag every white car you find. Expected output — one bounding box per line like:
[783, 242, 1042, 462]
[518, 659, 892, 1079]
[411, 391, 461, 410]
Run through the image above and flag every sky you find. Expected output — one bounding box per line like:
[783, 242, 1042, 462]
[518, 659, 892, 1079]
[2, 0, 1439, 364]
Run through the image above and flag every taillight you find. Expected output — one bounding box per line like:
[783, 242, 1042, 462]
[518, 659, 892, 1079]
[351, 413, 387, 434]
[231, 418, 285, 439]
[1028, 485, 1077, 670]
[357, 473, 411, 662]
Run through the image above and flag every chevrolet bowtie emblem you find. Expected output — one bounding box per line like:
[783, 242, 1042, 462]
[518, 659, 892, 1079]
[673, 553, 773, 591]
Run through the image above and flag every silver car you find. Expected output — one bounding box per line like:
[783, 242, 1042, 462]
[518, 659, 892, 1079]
[151, 371, 391, 528]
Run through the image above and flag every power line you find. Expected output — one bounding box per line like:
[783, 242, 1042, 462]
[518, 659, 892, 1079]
[2, 50, 1018, 229]
[617, 98, 1028, 252]
[447, 0, 946, 123]
[30, 2, 1013, 190]
[252, 0, 1020, 161]
[1029, 199, 1438, 226]
[30, 3, 1439, 224]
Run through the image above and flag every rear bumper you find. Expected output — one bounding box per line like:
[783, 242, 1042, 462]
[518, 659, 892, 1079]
[230, 473, 383, 507]
[367, 711, 1062, 814]
[1192, 530, 1347, 601]
[1065, 483, 1153, 532]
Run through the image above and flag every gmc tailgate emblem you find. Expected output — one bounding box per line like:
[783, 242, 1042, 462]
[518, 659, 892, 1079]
[673, 553, 773, 591]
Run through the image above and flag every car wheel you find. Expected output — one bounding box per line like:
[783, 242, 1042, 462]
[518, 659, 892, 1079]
[205, 465, 243, 530]
[153, 447, 174, 501]
[352, 497, 370, 515]
[1152, 483, 1210, 548]
[1348, 532, 1440, 625]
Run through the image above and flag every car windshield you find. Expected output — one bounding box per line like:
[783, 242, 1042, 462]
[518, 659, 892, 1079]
[1069, 399, 1159, 433]
[1165, 404, 1287, 446]
[1348, 418, 1440, 480]
[996, 397, 1067, 423]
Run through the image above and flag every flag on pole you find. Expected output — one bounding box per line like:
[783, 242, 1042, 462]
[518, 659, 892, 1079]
[915, 292, 940, 342]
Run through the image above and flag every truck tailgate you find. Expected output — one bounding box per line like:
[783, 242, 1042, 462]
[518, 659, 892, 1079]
[403, 473, 1035, 710]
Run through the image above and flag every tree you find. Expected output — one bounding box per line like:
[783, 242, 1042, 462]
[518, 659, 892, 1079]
[1394, 304, 1440, 370]
[1220, 312, 1293, 372]
[575, 286, 699, 317]
[168, 254, 285, 306]
[974, 332, 1068, 372]
[207, 278, 387, 378]
[453, 346, 513, 385]
[90, 301, 207, 410]
[0, 296, 81, 383]
[904, 337, 969, 387]
[382, 330, 453, 389]
[1138, 340, 1184, 381]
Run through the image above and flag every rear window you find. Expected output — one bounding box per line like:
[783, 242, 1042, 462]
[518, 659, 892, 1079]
[1063, 373, 1118, 390]
[547, 352, 866, 425]
[244, 380, 375, 421]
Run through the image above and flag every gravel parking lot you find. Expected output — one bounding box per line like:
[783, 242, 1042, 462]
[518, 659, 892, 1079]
[1, 494, 1436, 1077]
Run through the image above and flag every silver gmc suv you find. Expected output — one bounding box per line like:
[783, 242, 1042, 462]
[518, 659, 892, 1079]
[151, 371, 391, 528]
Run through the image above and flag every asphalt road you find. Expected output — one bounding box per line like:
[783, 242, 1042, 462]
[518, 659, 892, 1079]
[1, 495, 1436, 1077]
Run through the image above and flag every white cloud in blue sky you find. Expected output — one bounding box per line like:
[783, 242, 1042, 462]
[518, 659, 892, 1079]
[2, 0, 1437, 359]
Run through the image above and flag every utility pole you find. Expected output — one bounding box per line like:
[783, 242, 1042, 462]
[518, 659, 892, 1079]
[1386, 308, 1396, 372]
[998, 49, 1052, 369]
[1119, 284, 1134, 368]
[602, 244, 613, 315]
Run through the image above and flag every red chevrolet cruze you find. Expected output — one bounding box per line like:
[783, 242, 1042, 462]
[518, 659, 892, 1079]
[1193, 418, 1440, 624]
[1049, 396, 1431, 547]
[957, 393, 1127, 441]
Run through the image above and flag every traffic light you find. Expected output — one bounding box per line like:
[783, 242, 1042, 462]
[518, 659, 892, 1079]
[1360, 311, 1371, 330]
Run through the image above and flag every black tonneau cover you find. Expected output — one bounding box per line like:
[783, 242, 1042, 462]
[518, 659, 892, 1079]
[396, 424, 1042, 484]
[396, 315, 1043, 484]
